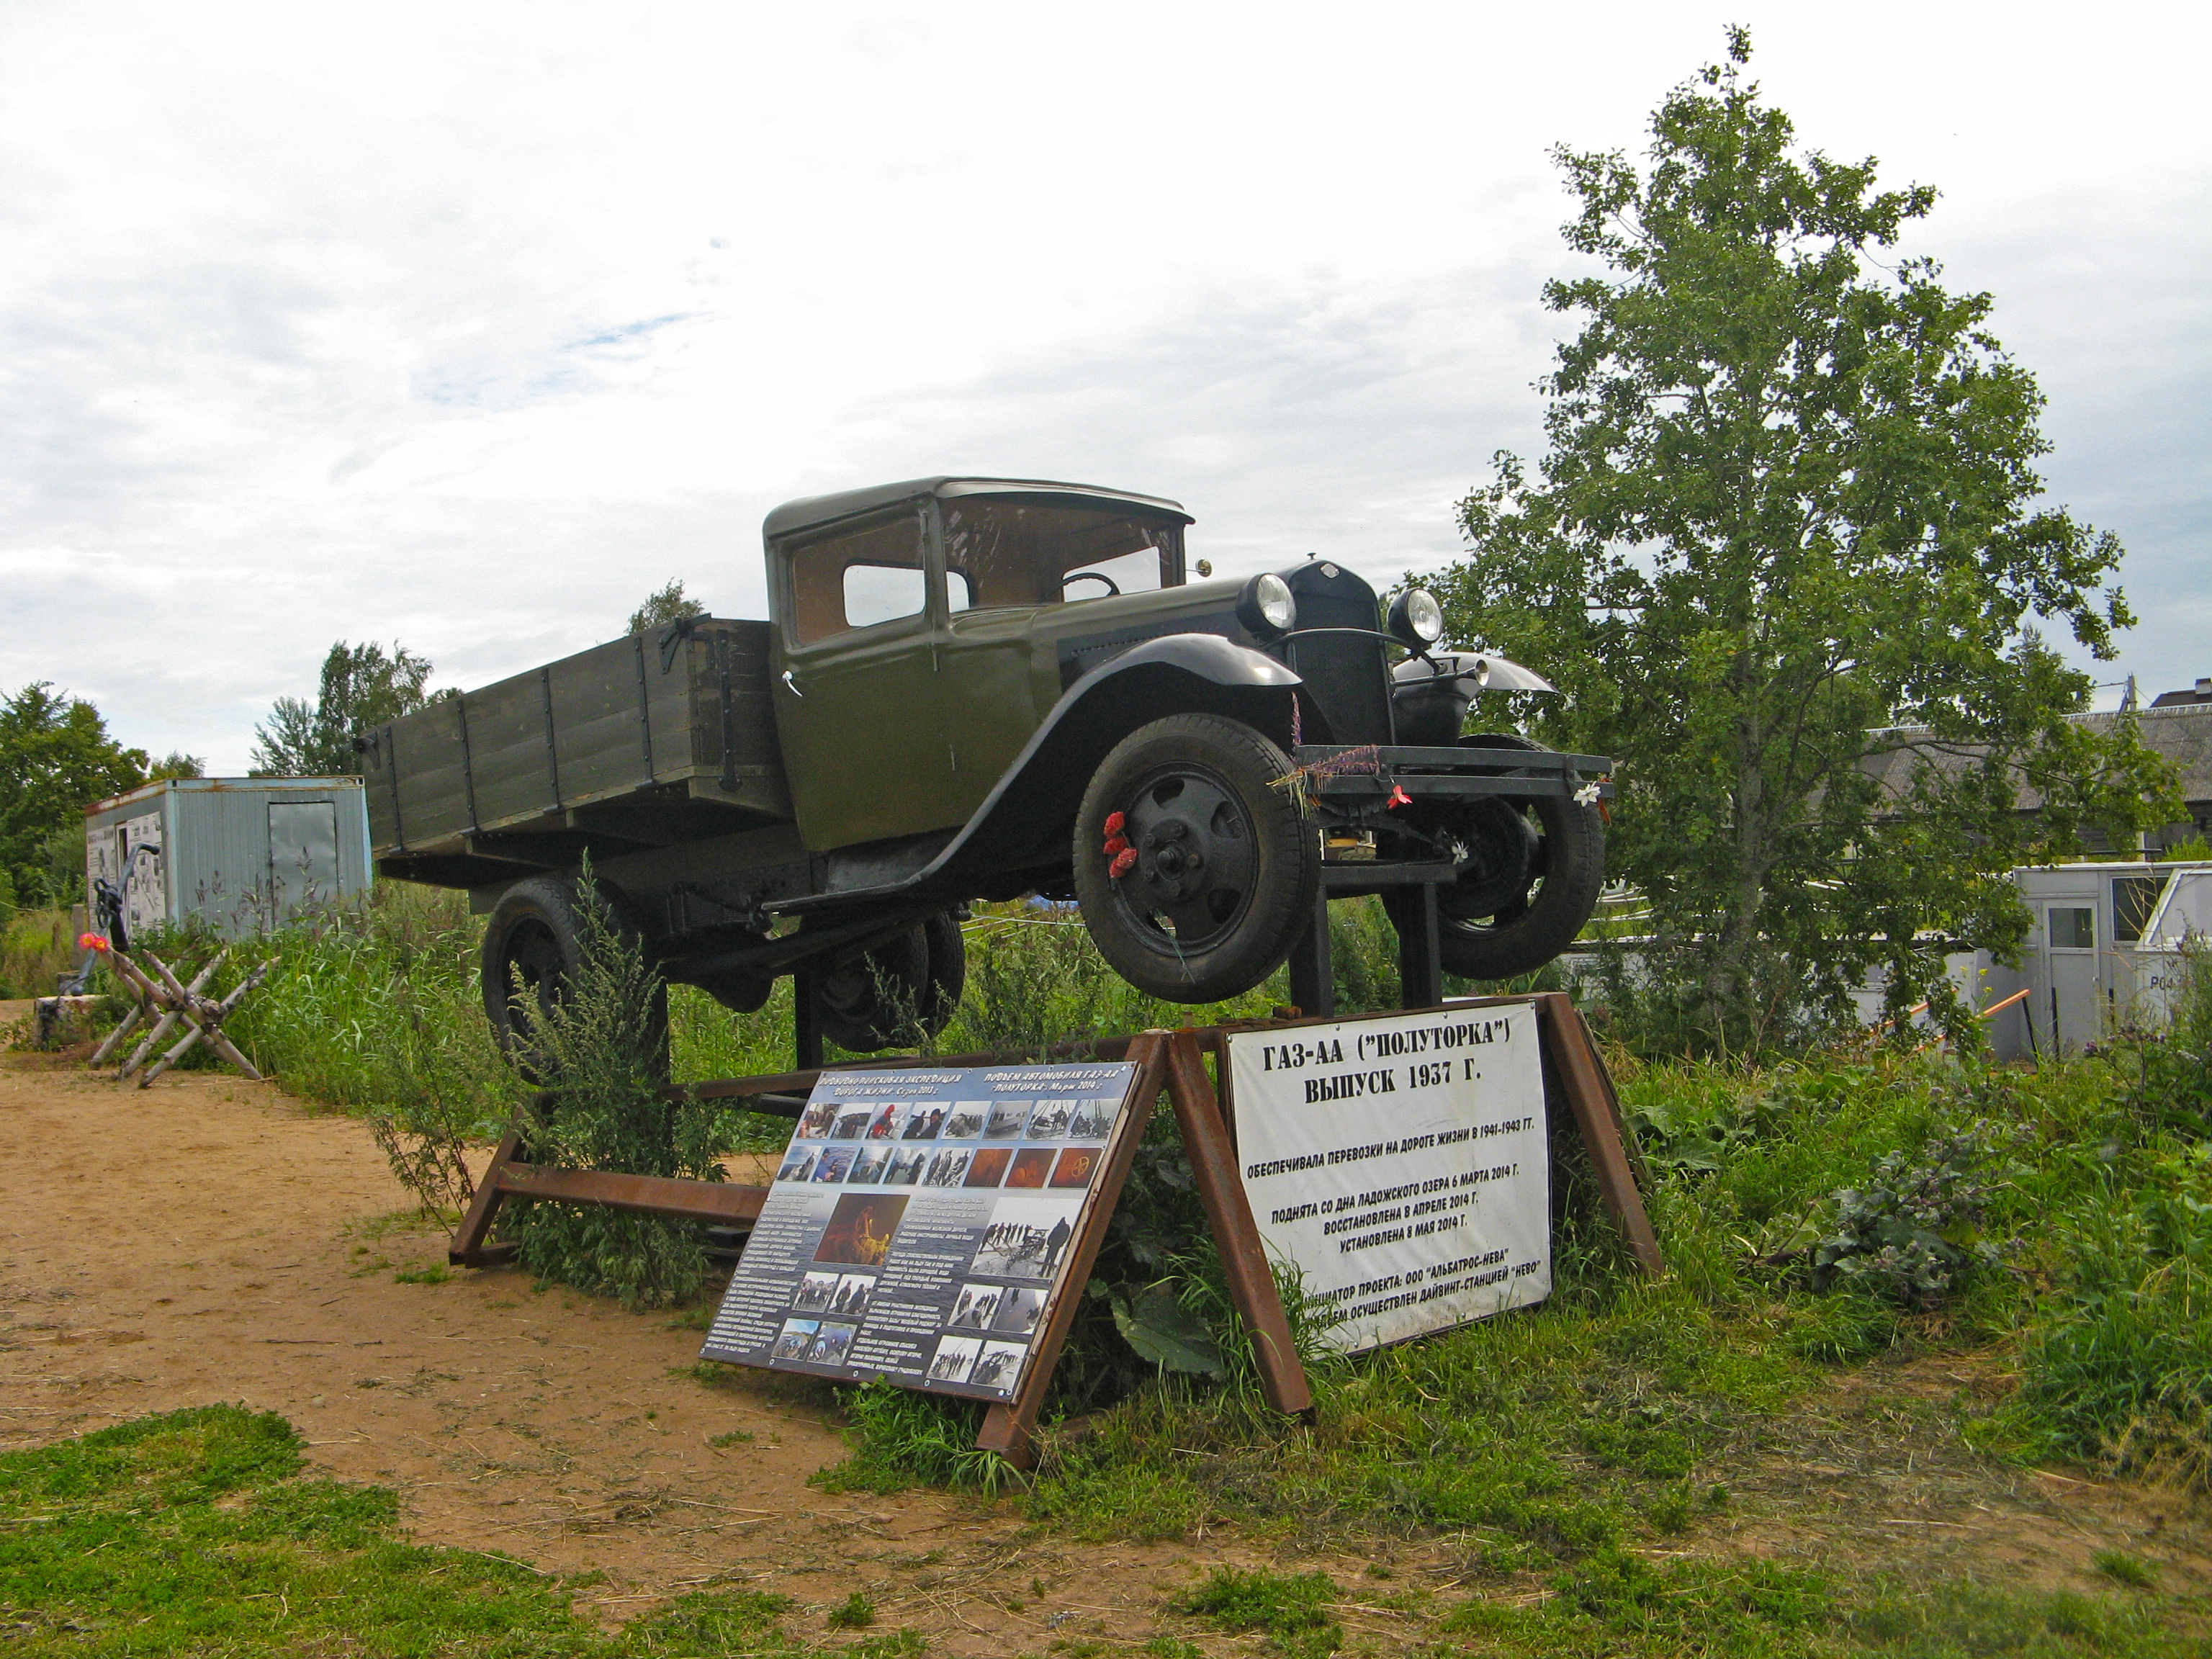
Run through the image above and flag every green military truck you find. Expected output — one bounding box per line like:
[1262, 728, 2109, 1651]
[363, 476, 1609, 1057]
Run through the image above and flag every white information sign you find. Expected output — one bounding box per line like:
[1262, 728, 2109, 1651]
[1229, 1002, 1552, 1352]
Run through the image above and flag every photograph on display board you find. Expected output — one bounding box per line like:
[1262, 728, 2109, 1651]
[771, 1319, 817, 1360]
[989, 1285, 1047, 1336]
[1067, 1099, 1118, 1140]
[1004, 1148, 1054, 1189]
[776, 1146, 819, 1182]
[883, 1146, 928, 1184]
[902, 1105, 948, 1140]
[923, 1147, 973, 1186]
[793, 1272, 839, 1313]
[863, 1105, 904, 1140]
[983, 1102, 1030, 1138]
[963, 1147, 1014, 1187]
[927, 1336, 982, 1383]
[849, 1145, 891, 1184]
[1024, 1100, 1071, 1139]
[812, 1193, 909, 1267]
[970, 1196, 1079, 1280]
[940, 1103, 987, 1139]
[830, 1106, 873, 1139]
[806, 1323, 857, 1366]
[811, 1146, 857, 1183]
[946, 1282, 1004, 1331]
[1048, 1146, 1101, 1188]
[830, 1274, 876, 1318]
[796, 1100, 838, 1138]
[969, 1341, 1029, 1392]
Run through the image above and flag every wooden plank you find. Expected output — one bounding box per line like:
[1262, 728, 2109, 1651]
[1534, 992, 1663, 1277]
[1163, 1028, 1313, 1417]
[449, 1126, 526, 1267]
[976, 1031, 1172, 1467]
[492, 1166, 769, 1226]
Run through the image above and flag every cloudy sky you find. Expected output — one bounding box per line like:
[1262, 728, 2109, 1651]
[3, 1, 2205, 773]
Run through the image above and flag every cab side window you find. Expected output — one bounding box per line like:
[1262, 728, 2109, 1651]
[786, 513, 928, 644]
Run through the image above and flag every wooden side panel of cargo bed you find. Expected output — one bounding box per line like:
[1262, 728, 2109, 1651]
[550, 637, 655, 804]
[388, 697, 472, 850]
[468, 674, 557, 827]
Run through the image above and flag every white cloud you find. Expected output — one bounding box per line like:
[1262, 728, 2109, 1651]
[0, 0, 2204, 771]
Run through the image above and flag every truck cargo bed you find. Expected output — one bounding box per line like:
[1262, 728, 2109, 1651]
[364, 619, 786, 889]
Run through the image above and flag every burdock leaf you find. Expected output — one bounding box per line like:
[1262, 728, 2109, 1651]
[1112, 1286, 1225, 1378]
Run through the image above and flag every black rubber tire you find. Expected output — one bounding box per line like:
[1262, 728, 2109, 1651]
[1382, 737, 1604, 981]
[920, 911, 967, 1032]
[480, 876, 669, 1077]
[811, 912, 966, 1053]
[1071, 713, 1320, 1004]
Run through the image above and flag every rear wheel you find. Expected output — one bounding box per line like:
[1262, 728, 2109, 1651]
[1382, 738, 1604, 981]
[811, 911, 966, 1053]
[1072, 714, 1319, 1003]
[481, 876, 669, 1077]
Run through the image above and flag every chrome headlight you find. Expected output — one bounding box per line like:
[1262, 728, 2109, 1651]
[1238, 572, 1298, 639]
[1387, 587, 1445, 648]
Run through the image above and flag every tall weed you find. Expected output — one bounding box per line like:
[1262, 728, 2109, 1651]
[505, 873, 724, 1310]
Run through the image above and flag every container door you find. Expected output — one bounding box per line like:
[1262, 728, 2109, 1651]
[121, 811, 166, 942]
[2040, 903, 2100, 1053]
[269, 801, 340, 919]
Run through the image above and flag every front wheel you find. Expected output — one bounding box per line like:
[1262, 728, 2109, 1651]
[1382, 744, 1604, 981]
[1072, 714, 1319, 1004]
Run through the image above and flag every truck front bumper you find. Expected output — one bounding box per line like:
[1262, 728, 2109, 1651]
[1289, 743, 1613, 807]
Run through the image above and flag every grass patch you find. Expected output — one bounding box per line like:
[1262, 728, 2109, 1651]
[1174, 1566, 1341, 1654]
[0, 1405, 930, 1656]
[1437, 1555, 2194, 1658]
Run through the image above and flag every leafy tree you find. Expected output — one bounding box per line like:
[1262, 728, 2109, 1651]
[626, 578, 706, 637]
[251, 642, 434, 777]
[148, 750, 205, 781]
[0, 683, 148, 905]
[1434, 30, 2177, 1052]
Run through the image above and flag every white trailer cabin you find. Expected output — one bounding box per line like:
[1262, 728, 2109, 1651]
[82, 777, 373, 943]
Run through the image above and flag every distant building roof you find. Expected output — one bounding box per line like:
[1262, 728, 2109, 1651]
[2150, 676, 2212, 709]
[1862, 701, 2212, 819]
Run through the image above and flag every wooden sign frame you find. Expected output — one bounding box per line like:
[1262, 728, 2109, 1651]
[448, 997, 1655, 1469]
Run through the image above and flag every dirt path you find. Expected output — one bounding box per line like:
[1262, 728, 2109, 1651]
[0, 1048, 1256, 1651]
[2, 1038, 2206, 1653]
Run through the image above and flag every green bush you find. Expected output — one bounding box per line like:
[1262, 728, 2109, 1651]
[505, 874, 725, 1309]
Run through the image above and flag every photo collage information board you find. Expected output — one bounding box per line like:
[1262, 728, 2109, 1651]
[700, 1061, 1140, 1402]
[1228, 1002, 1552, 1352]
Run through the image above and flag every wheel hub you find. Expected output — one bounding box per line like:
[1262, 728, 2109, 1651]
[1115, 769, 1256, 949]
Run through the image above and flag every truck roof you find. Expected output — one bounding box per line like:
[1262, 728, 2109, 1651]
[762, 476, 1194, 540]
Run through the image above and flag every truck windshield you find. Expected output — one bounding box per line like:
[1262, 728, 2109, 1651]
[942, 500, 1182, 611]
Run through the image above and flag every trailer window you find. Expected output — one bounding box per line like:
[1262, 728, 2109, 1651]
[2047, 907, 2095, 950]
[943, 500, 1182, 611]
[2113, 876, 2166, 943]
[786, 513, 926, 643]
